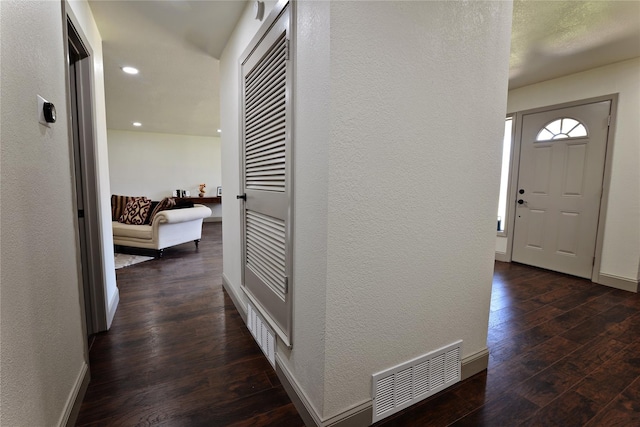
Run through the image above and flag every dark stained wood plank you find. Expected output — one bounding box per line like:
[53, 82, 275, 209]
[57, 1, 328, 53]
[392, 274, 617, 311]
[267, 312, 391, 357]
[379, 262, 640, 426]
[519, 391, 600, 427]
[584, 377, 640, 427]
[76, 223, 304, 427]
[77, 242, 640, 427]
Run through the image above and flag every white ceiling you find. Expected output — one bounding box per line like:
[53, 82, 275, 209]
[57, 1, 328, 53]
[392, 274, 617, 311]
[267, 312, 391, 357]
[88, 0, 640, 138]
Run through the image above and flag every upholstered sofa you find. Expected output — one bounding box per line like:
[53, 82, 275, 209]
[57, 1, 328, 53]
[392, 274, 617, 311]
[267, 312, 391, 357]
[111, 195, 211, 257]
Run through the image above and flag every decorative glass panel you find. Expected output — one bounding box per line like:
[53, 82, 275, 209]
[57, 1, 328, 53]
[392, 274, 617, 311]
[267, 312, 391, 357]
[536, 118, 588, 142]
[497, 117, 513, 233]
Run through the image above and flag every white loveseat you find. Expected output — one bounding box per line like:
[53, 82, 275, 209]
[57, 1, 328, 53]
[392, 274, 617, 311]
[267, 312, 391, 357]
[112, 204, 211, 257]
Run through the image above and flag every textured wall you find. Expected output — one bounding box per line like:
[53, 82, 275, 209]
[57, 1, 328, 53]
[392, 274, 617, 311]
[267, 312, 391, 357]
[323, 0, 513, 417]
[0, 0, 86, 424]
[107, 130, 222, 217]
[507, 58, 640, 281]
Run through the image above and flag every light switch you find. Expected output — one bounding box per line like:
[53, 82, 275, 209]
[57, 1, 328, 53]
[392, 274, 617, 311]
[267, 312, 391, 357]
[37, 95, 55, 127]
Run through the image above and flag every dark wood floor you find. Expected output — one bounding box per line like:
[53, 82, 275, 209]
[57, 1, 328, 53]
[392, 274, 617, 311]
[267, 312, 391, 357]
[77, 224, 640, 426]
[377, 262, 640, 426]
[76, 223, 304, 426]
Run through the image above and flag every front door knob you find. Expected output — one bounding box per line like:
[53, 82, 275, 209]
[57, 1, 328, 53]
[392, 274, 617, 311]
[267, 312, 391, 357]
[517, 199, 525, 205]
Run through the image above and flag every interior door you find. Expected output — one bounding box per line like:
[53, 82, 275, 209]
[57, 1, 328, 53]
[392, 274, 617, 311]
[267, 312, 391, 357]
[512, 101, 611, 278]
[239, 3, 292, 345]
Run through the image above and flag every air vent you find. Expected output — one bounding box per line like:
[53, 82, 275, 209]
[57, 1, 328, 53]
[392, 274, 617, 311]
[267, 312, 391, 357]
[371, 340, 462, 423]
[247, 302, 276, 367]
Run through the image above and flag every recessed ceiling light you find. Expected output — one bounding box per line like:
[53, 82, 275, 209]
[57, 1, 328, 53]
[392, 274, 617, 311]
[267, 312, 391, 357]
[122, 66, 139, 75]
[217, 129, 221, 133]
[133, 122, 142, 127]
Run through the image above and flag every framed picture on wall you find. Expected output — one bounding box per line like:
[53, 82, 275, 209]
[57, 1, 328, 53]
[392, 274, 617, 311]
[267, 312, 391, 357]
[216, 186, 222, 197]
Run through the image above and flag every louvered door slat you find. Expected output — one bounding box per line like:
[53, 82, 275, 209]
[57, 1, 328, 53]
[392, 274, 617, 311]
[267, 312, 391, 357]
[246, 90, 285, 124]
[246, 237, 286, 270]
[246, 109, 286, 139]
[246, 145, 285, 162]
[246, 210, 287, 300]
[246, 79, 286, 118]
[246, 97, 285, 127]
[247, 50, 286, 105]
[246, 122, 285, 145]
[246, 58, 286, 105]
[245, 35, 285, 85]
[246, 33, 286, 84]
[247, 134, 286, 155]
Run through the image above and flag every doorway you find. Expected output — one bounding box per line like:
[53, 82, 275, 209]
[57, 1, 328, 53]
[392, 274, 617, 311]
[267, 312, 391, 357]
[66, 17, 108, 338]
[511, 99, 612, 279]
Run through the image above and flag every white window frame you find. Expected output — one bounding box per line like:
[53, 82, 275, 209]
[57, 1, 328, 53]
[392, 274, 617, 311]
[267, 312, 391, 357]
[497, 114, 515, 237]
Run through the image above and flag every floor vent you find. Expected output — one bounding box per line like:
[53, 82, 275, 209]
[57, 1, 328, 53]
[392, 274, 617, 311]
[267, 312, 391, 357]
[247, 302, 276, 367]
[371, 340, 462, 423]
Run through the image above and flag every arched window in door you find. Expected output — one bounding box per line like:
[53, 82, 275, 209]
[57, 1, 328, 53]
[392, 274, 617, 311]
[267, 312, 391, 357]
[536, 117, 587, 141]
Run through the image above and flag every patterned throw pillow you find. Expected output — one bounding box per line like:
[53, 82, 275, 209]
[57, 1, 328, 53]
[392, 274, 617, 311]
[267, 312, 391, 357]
[143, 201, 160, 225]
[149, 197, 176, 225]
[119, 197, 152, 225]
[111, 195, 135, 221]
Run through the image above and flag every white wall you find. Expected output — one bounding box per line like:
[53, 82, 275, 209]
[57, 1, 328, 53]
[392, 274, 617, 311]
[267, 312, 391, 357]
[322, 1, 512, 417]
[506, 58, 640, 281]
[221, 0, 512, 422]
[66, 0, 118, 328]
[107, 129, 222, 218]
[1, 1, 86, 424]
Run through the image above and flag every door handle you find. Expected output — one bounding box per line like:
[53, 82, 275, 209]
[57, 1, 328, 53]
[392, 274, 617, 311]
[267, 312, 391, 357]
[237, 194, 247, 201]
[517, 199, 527, 205]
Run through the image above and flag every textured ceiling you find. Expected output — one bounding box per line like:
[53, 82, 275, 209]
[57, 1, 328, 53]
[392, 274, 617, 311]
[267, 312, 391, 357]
[89, 0, 640, 138]
[510, 0, 640, 88]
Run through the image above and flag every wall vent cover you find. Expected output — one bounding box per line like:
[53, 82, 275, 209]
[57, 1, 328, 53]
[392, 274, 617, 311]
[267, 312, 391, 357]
[247, 302, 276, 367]
[371, 340, 462, 423]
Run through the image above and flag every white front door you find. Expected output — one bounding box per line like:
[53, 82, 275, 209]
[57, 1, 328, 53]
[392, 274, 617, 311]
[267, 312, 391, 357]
[512, 101, 611, 278]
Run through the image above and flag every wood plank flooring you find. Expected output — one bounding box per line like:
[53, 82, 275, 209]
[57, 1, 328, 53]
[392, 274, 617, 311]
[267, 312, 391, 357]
[376, 262, 640, 427]
[77, 224, 640, 426]
[76, 223, 304, 427]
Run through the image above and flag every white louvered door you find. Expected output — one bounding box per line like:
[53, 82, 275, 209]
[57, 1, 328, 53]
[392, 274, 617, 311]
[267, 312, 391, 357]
[240, 2, 292, 346]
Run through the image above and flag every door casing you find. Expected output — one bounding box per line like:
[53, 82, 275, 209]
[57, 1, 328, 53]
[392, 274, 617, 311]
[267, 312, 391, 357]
[503, 94, 619, 284]
[63, 4, 108, 341]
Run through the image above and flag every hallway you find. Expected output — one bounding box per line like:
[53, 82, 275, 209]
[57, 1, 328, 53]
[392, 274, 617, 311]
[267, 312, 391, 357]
[77, 224, 640, 426]
[76, 223, 304, 426]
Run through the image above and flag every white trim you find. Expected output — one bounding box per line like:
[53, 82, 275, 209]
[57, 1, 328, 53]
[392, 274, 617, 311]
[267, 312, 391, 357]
[461, 347, 489, 380]
[106, 287, 119, 329]
[276, 354, 324, 427]
[598, 273, 639, 293]
[58, 362, 89, 427]
[222, 273, 248, 322]
[275, 348, 489, 427]
[495, 252, 509, 263]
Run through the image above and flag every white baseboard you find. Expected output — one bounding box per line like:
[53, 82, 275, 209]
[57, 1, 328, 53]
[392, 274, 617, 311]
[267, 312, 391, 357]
[461, 347, 489, 380]
[58, 362, 89, 427]
[106, 287, 120, 329]
[276, 347, 489, 427]
[598, 273, 639, 293]
[494, 252, 510, 262]
[222, 272, 248, 322]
